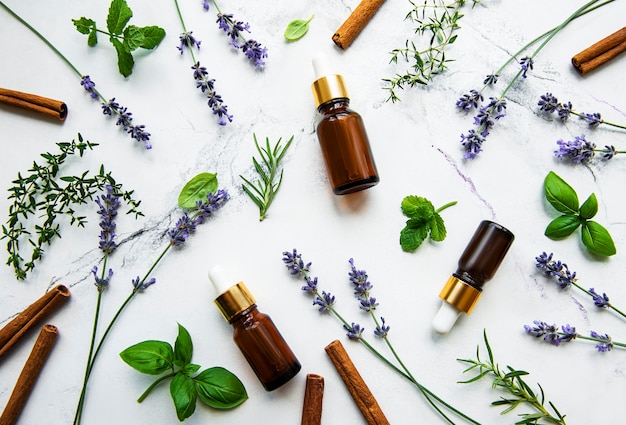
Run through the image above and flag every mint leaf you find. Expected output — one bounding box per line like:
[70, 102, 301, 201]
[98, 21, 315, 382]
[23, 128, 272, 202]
[120, 340, 174, 375]
[544, 171, 579, 214]
[139, 25, 166, 49]
[284, 15, 314, 42]
[544, 215, 581, 239]
[174, 323, 193, 367]
[123, 25, 144, 51]
[401, 196, 434, 219]
[581, 221, 616, 256]
[429, 213, 446, 242]
[178, 172, 218, 208]
[72, 17, 95, 34]
[111, 37, 134, 77]
[579, 193, 598, 220]
[400, 219, 430, 251]
[106, 0, 133, 35]
[195, 367, 248, 409]
[170, 374, 197, 421]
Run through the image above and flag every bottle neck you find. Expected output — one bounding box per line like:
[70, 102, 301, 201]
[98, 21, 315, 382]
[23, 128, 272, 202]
[229, 304, 258, 325]
[317, 97, 350, 113]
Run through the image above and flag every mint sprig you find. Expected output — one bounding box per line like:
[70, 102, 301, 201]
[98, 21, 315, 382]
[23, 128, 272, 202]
[120, 323, 247, 421]
[399, 196, 457, 251]
[72, 0, 165, 77]
[543, 171, 616, 257]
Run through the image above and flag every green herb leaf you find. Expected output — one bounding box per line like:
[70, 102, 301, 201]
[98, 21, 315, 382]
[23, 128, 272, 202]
[579, 193, 598, 220]
[581, 221, 616, 256]
[170, 374, 197, 421]
[182, 363, 201, 376]
[194, 367, 248, 409]
[73, 17, 95, 34]
[123, 25, 144, 51]
[400, 219, 430, 251]
[111, 36, 135, 77]
[399, 196, 455, 251]
[284, 15, 314, 42]
[139, 25, 166, 49]
[178, 172, 218, 209]
[120, 340, 174, 375]
[429, 213, 446, 242]
[401, 195, 435, 219]
[174, 323, 193, 367]
[106, 0, 133, 35]
[544, 215, 581, 239]
[544, 171, 579, 214]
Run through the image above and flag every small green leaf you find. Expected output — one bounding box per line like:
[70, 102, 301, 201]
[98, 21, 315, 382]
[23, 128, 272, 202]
[120, 340, 174, 375]
[139, 25, 166, 49]
[111, 37, 135, 77]
[88, 29, 98, 47]
[72, 17, 95, 35]
[178, 172, 218, 209]
[284, 15, 314, 42]
[581, 221, 616, 256]
[400, 196, 434, 219]
[107, 0, 133, 35]
[182, 363, 201, 376]
[194, 367, 248, 409]
[174, 323, 193, 366]
[429, 213, 446, 241]
[579, 193, 598, 220]
[544, 215, 581, 239]
[123, 25, 145, 51]
[544, 171, 579, 214]
[400, 219, 430, 251]
[170, 373, 197, 421]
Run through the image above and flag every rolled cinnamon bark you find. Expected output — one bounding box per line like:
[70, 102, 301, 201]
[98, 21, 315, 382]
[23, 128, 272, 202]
[0, 88, 67, 120]
[332, 0, 386, 50]
[572, 27, 626, 75]
[301, 374, 325, 425]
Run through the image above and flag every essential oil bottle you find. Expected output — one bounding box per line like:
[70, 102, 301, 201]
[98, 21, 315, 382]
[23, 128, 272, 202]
[432, 220, 515, 334]
[311, 54, 379, 195]
[208, 265, 301, 391]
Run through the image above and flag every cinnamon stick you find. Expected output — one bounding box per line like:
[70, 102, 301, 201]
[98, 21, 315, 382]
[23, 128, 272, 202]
[0, 88, 67, 121]
[301, 374, 325, 425]
[572, 27, 626, 75]
[324, 340, 390, 425]
[332, 0, 386, 50]
[0, 285, 70, 359]
[0, 324, 59, 425]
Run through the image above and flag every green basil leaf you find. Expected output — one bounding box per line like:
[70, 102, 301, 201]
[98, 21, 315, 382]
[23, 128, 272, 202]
[73, 17, 96, 35]
[400, 195, 434, 219]
[123, 25, 144, 51]
[120, 340, 173, 375]
[110, 37, 135, 77]
[544, 171, 579, 214]
[579, 193, 598, 220]
[174, 323, 193, 366]
[284, 15, 314, 42]
[544, 215, 581, 239]
[107, 0, 133, 35]
[139, 25, 166, 49]
[194, 367, 248, 409]
[182, 363, 201, 376]
[429, 213, 446, 242]
[178, 172, 218, 208]
[581, 221, 616, 256]
[400, 219, 430, 251]
[170, 374, 197, 421]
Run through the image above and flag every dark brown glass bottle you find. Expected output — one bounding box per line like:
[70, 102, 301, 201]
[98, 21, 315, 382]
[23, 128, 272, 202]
[311, 58, 379, 195]
[210, 267, 301, 391]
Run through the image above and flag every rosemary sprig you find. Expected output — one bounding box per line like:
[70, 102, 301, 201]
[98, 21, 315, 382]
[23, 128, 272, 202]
[383, 0, 478, 102]
[458, 330, 566, 424]
[1, 133, 142, 280]
[240, 134, 293, 221]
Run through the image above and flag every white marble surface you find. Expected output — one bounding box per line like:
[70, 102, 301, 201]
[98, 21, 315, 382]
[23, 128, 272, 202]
[1, 0, 626, 424]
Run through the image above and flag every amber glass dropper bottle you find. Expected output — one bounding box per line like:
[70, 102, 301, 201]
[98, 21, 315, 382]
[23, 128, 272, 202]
[208, 265, 301, 391]
[311, 54, 379, 195]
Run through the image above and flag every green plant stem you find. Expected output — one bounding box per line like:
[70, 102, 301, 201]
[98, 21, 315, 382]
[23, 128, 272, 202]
[569, 111, 626, 131]
[568, 281, 626, 320]
[436, 201, 458, 213]
[137, 372, 177, 402]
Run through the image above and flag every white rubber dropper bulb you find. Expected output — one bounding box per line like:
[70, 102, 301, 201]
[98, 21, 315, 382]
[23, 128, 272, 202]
[432, 301, 462, 334]
[207, 265, 235, 295]
[312, 52, 333, 79]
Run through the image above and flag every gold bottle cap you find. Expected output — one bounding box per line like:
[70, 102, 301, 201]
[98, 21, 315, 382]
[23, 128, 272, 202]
[214, 282, 255, 322]
[311, 74, 349, 108]
[438, 276, 482, 314]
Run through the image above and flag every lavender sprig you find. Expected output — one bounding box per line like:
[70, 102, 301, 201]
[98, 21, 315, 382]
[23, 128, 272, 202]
[524, 321, 626, 352]
[73, 189, 228, 425]
[204, 0, 268, 67]
[282, 249, 481, 425]
[553, 134, 622, 163]
[0, 2, 153, 148]
[535, 252, 626, 320]
[455, 0, 614, 159]
[538, 92, 626, 130]
[173, 0, 232, 125]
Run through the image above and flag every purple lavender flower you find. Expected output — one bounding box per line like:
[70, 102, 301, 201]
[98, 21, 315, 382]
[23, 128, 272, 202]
[177, 31, 201, 54]
[535, 252, 573, 288]
[538, 93, 558, 113]
[456, 89, 483, 111]
[374, 317, 390, 338]
[80, 75, 99, 99]
[582, 112, 603, 127]
[92, 266, 113, 290]
[282, 249, 311, 276]
[559, 324, 578, 343]
[590, 331, 613, 352]
[191, 61, 233, 126]
[100, 97, 152, 149]
[301, 276, 318, 293]
[519, 56, 534, 78]
[483, 74, 498, 85]
[359, 297, 379, 312]
[459, 97, 506, 159]
[213, 12, 267, 67]
[168, 189, 229, 245]
[589, 288, 610, 308]
[554, 135, 596, 163]
[557, 101, 572, 121]
[313, 291, 335, 312]
[459, 130, 484, 159]
[603, 145, 617, 160]
[524, 320, 563, 345]
[132, 276, 156, 291]
[344, 322, 364, 339]
[348, 258, 372, 295]
[202, 0, 210, 10]
[95, 185, 121, 254]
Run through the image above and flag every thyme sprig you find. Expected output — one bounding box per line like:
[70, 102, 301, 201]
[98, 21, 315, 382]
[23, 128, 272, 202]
[458, 330, 566, 424]
[240, 134, 293, 221]
[384, 0, 478, 102]
[2, 134, 142, 280]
